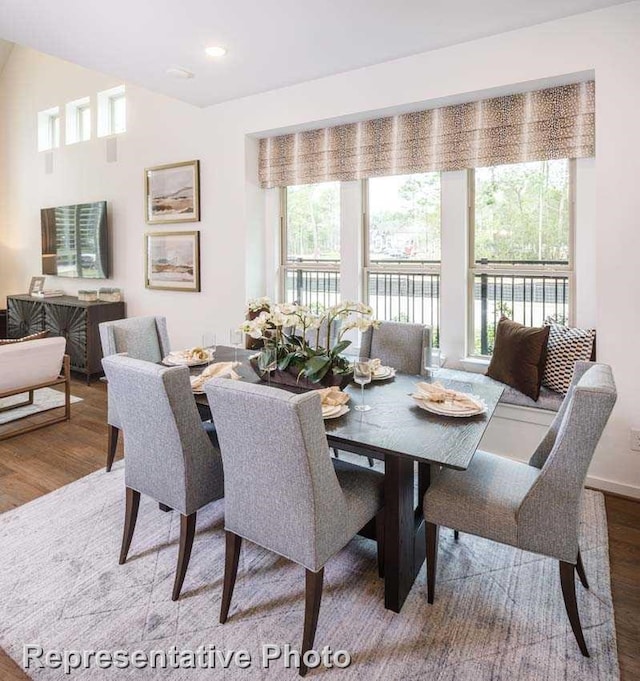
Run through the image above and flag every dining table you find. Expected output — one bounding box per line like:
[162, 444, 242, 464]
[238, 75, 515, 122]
[191, 346, 504, 613]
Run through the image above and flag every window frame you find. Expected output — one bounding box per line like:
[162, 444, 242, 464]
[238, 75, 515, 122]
[279, 184, 341, 307]
[362, 175, 442, 336]
[466, 159, 576, 358]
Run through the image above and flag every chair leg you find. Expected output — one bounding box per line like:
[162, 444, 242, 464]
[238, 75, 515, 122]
[575, 550, 589, 589]
[119, 487, 140, 565]
[220, 531, 243, 624]
[453, 530, 460, 542]
[106, 425, 119, 472]
[375, 510, 385, 578]
[367, 457, 375, 467]
[172, 513, 197, 601]
[332, 448, 340, 459]
[559, 560, 590, 657]
[159, 503, 172, 512]
[426, 522, 439, 604]
[300, 568, 324, 677]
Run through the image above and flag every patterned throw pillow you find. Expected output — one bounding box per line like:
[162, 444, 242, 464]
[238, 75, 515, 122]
[0, 330, 49, 345]
[542, 324, 596, 395]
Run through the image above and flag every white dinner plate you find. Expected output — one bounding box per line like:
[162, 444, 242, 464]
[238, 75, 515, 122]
[412, 395, 486, 418]
[163, 350, 212, 367]
[372, 366, 396, 381]
[323, 405, 350, 420]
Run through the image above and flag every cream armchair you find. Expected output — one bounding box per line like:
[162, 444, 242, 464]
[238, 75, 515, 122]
[0, 336, 70, 440]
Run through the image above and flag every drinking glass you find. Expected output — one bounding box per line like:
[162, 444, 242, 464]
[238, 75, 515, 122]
[229, 328, 243, 363]
[424, 347, 441, 378]
[202, 332, 216, 365]
[353, 361, 372, 412]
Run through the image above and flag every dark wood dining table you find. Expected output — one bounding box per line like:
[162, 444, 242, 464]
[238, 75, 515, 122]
[194, 346, 504, 613]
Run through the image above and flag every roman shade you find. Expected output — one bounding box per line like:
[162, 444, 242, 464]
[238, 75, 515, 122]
[259, 81, 595, 188]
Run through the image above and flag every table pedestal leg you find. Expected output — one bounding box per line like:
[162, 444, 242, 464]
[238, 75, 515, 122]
[383, 457, 432, 612]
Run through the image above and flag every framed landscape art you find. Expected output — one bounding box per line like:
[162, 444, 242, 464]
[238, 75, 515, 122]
[145, 231, 200, 292]
[144, 160, 200, 224]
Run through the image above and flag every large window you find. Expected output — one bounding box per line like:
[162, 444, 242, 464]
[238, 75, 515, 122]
[470, 159, 573, 355]
[366, 173, 441, 343]
[282, 182, 341, 310]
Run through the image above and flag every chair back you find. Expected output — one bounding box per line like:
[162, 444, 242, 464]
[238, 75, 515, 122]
[360, 321, 430, 375]
[99, 316, 170, 364]
[520, 362, 616, 561]
[101, 355, 223, 514]
[205, 379, 350, 571]
[0, 337, 66, 393]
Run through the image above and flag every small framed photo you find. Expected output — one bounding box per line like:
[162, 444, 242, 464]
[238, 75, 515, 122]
[144, 160, 200, 224]
[145, 231, 200, 292]
[29, 276, 46, 296]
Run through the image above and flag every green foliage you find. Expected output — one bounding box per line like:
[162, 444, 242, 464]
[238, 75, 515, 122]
[286, 182, 340, 261]
[474, 160, 570, 263]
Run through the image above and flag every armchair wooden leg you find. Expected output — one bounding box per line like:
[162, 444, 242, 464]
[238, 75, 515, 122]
[172, 512, 197, 601]
[220, 531, 243, 623]
[332, 448, 340, 459]
[560, 560, 590, 657]
[367, 457, 375, 467]
[426, 522, 439, 604]
[375, 510, 385, 578]
[119, 487, 140, 565]
[575, 550, 589, 589]
[453, 530, 460, 541]
[106, 425, 120, 472]
[300, 568, 324, 677]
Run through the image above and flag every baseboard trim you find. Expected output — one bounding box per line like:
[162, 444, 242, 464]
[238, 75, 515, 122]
[585, 475, 640, 500]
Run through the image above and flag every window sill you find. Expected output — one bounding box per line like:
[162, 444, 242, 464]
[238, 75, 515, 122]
[459, 356, 490, 374]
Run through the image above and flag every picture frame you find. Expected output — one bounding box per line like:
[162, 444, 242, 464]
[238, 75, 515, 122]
[28, 276, 46, 296]
[145, 231, 200, 292]
[144, 160, 200, 224]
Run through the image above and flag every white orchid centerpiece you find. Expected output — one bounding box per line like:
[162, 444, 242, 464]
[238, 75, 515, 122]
[241, 299, 379, 384]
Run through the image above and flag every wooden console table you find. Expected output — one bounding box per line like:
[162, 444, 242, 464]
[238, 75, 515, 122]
[6, 294, 125, 382]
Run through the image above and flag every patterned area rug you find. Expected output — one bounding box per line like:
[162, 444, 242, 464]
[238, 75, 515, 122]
[0, 388, 82, 425]
[0, 462, 618, 679]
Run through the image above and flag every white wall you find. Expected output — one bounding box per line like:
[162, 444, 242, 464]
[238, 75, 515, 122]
[1, 2, 639, 496]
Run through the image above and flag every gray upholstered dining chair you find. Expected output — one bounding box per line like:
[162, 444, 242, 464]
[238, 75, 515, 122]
[423, 361, 616, 657]
[360, 320, 431, 376]
[99, 316, 171, 472]
[204, 378, 385, 676]
[101, 354, 224, 601]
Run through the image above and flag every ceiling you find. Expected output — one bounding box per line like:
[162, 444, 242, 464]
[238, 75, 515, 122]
[0, 0, 626, 108]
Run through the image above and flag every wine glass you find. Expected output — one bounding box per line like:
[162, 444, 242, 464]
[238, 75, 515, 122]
[258, 346, 278, 388]
[353, 361, 372, 412]
[202, 332, 216, 365]
[229, 328, 243, 363]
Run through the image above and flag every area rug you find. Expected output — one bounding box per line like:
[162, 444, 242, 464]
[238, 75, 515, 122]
[0, 388, 82, 425]
[0, 461, 618, 679]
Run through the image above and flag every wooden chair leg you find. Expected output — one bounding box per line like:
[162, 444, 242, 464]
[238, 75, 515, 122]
[119, 487, 140, 564]
[575, 550, 589, 589]
[300, 568, 324, 677]
[367, 457, 375, 467]
[375, 510, 385, 578]
[106, 425, 119, 472]
[220, 531, 243, 623]
[172, 512, 197, 601]
[426, 521, 439, 604]
[560, 560, 590, 657]
[453, 530, 460, 541]
[332, 448, 340, 459]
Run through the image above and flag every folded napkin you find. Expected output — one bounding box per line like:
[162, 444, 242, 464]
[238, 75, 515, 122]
[317, 386, 350, 407]
[191, 361, 241, 391]
[414, 381, 481, 411]
[368, 358, 382, 371]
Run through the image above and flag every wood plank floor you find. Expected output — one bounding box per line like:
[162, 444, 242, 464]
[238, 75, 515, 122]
[0, 377, 638, 680]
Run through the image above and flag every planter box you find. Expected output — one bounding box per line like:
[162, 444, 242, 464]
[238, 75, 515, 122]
[249, 356, 352, 392]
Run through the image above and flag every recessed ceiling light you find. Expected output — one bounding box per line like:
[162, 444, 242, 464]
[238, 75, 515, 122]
[205, 46, 227, 58]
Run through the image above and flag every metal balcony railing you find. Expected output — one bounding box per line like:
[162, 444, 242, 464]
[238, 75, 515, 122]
[473, 269, 569, 354]
[284, 268, 341, 311]
[367, 271, 440, 345]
